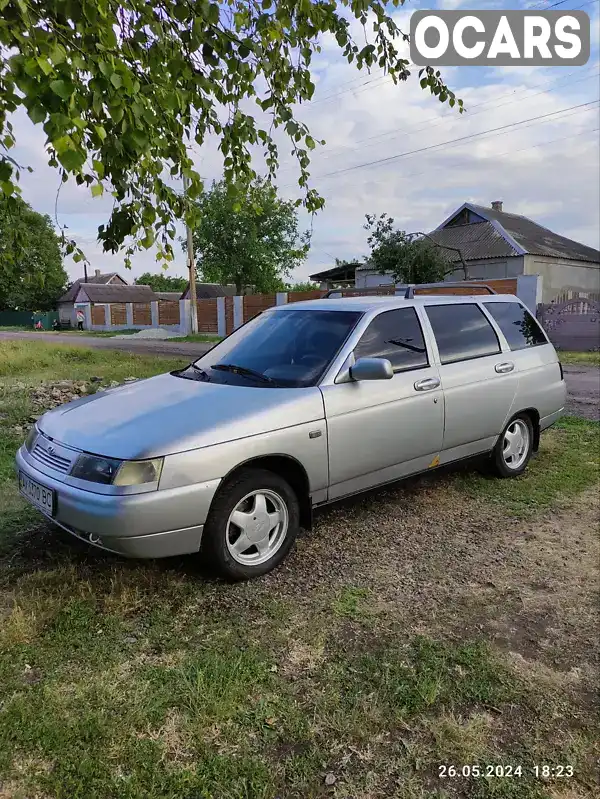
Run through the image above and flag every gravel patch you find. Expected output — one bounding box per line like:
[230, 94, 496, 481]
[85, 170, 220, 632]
[112, 327, 184, 340]
[563, 364, 600, 421]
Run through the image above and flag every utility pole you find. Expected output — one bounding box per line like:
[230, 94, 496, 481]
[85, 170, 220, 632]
[183, 174, 198, 334]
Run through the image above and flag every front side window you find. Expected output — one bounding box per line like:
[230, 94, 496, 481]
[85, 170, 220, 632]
[184, 309, 362, 388]
[425, 303, 501, 364]
[484, 302, 548, 350]
[354, 308, 429, 372]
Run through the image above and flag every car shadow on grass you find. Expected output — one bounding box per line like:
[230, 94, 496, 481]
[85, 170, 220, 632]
[1, 456, 491, 588]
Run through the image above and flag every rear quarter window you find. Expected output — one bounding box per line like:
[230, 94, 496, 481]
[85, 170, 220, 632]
[484, 302, 548, 350]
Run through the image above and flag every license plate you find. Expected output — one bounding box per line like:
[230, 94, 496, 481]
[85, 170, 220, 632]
[19, 472, 55, 516]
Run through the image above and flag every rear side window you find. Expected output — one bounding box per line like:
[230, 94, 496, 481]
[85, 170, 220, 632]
[484, 302, 547, 350]
[425, 304, 500, 364]
[354, 308, 428, 372]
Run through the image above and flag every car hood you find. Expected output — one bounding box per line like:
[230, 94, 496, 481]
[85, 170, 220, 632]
[39, 372, 325, 459]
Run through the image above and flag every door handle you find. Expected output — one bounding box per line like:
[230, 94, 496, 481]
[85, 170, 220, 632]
[495, 361, 515, 374]
[414, 376, 440, 391]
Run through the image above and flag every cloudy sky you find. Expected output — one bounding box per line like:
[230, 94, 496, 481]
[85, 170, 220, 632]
[10, 0, 600, 284]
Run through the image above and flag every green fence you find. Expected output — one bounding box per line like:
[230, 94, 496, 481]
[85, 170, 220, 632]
[0, 311, 60, 329]
[0, 310, 34, 327]
[32, 311, 59, 329]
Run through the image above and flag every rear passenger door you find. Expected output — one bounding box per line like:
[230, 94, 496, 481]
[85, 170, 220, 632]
[483, 300, 565, 422]
[423, 303, 519, 461]
[321, 307, 444, 500]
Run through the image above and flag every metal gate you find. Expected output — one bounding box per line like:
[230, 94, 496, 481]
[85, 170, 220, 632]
[537, 299, 600, 352]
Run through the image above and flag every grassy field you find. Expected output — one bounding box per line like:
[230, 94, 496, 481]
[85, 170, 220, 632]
[0, 340, 598, 799]
[558, 351, 600, 366]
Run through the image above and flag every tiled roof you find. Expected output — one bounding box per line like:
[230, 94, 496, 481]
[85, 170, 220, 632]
[155, 292, 183, 301]
[76, 284, 156, 303]
[181, 283, 238, 299]
[58, 273, 125, 303]
[468, 204, 600, 263]
[428, 221, 518, 262]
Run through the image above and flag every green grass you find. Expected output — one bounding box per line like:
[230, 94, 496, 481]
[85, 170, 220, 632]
[172, 333, 222, 343]
[0, 341, 188, 551]
[558, 350, 600, 366]
[455, 416, 600, 516]
[0, 339, 598, 798]
[0, 325, 37, 332]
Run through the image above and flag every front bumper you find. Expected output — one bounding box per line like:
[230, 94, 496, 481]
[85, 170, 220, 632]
[16, 447, 221, 558]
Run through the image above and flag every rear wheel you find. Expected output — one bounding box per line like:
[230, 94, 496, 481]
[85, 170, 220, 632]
[491, 414, 534, 478]
[202, 468, 300, 580]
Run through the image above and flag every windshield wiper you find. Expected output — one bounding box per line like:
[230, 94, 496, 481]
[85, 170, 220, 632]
[212, 363, 280, 386]
[174, 363, 210, 381]
[387, 338, 426, 354]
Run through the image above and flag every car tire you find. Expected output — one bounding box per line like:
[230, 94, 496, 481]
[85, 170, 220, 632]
[491, 413, 534, 478]
[201, 468, 300, 581]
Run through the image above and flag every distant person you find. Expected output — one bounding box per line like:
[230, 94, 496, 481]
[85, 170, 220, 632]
[34, 320, 43, 330]
[76, 309, 85, 331]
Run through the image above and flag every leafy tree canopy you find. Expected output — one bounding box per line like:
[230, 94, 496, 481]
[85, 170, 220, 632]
[287, 281, 320, 292]
[0, 0, 460, 266]
[135, 271, 187, 292]
[188, 177, 309, 293]
[364, 213, 461, 285]
[0, 197, 68, 310]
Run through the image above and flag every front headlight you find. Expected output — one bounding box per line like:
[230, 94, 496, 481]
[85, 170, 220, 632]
[25, 426, 39, 452]
[113, 458, 164, 486]
[72, 453, 122, 484]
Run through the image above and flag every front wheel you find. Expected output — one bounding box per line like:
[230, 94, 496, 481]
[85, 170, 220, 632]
[201, 468, 300, 580]
[491, 414, 534, 478]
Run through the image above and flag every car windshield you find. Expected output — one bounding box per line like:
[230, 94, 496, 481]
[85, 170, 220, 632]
[189, 309, 362, 388]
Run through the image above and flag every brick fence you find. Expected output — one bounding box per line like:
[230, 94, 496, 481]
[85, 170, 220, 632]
[84, 277, 538, 335]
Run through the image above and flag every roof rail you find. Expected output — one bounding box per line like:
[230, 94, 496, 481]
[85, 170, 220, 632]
[322, 287, 399, 298]
[404, 281, 497, 298]
[322, 283, 497, 299]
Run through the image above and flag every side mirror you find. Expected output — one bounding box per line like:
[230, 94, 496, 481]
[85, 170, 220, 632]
[349, 357, 393, 381]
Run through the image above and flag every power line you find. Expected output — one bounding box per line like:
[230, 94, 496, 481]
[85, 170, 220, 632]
[307, 100, 599, 181]
[286, 66, 599, 169]
[313, 126, 599, 199]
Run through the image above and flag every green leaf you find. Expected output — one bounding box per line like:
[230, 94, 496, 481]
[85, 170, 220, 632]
[50, 80, 70, 100]
[36, 57, 53, 76]
[58, 149, 85, 171]
[27, 104, 46, 124]
[91, 183, 104, 197]
[110, 73, 123, 89]
[208, 3, 220, 24]
[92, 159, 105, 178]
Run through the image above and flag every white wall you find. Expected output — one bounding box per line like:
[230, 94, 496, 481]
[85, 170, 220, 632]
[525, 255, 600, 303]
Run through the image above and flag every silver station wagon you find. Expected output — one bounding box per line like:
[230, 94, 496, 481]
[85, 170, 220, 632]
[17, 285, 566, 580]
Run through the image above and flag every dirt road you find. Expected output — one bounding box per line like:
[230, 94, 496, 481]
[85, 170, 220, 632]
[0, 329, 213, 358]
[563, 364, 600, 421]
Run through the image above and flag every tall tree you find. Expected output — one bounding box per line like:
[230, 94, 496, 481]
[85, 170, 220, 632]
[0, 1, 460, 265]
[364, 213, 462, 285]
[0, 198, 67, 309]
[188, 178, 309, 294]
[287, 281, 320, 292]
[135, 272, 188, 293]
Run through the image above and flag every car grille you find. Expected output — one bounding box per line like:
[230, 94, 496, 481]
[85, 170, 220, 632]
[32, 442, 72, 474]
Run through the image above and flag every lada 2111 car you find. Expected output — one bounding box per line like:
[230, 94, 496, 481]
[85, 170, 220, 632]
[17, 285, 566, 580]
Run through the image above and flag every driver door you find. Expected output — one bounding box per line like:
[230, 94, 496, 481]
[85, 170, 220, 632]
[320, 307, 443, 500]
